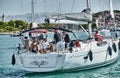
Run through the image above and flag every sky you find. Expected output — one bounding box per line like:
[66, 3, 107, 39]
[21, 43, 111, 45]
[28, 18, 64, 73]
[0, 0, 120, 15]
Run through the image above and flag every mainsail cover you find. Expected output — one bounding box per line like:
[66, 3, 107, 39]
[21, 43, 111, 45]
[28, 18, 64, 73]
[65, 8, 91, 22]
[49, 8, 91, 24]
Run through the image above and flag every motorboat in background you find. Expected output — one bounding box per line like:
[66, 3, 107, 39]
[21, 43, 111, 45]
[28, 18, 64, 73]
[10, 31, 21, 37]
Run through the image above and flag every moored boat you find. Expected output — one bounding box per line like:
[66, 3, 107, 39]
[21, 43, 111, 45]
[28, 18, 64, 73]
[10, 31, 21, 37]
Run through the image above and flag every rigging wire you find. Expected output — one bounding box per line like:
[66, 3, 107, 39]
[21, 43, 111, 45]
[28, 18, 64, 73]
[51, 0, 60, 15]
[44, 0, 47, 17]
[76, 0, 84, 12]
[55, 0, 59, 13]
[58, 0, 61, 14]
[71, 0, 76, 13]
[43, 0, 48, 18]
[98, 0, 105, 12]
[21, 0, 24, 15]
[98, 0, 106, 26]
[98, 0, 104, 19]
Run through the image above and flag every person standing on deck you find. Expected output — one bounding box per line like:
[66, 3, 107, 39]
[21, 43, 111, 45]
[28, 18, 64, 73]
[62, 31, 70, 49]
[53, 30, 61, 44]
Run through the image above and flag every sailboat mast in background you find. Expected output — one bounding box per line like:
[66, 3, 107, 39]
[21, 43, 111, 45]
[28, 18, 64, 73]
[109, 0, 116, 31]
[86, 0, 90, 9]
[31, 0, 34, 27]
[109, 0, 114, 19]
[86, 0, 92, 38]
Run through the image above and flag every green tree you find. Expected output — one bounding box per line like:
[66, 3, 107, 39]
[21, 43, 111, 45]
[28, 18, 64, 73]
[15, 20, 26, 28]
[5, 26, 14, 31]
[8, 20, 15, 27]
[0, 21, 4, 26]
[92, 23, 98, 29]
[0, 21, 7, 28]
[82, 24, 88, 29]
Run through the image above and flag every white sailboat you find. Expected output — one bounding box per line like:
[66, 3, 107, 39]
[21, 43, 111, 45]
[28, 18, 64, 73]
[12, 0, 120, 72]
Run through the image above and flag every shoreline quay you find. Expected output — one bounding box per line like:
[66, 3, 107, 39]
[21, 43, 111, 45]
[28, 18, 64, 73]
[0, 32, 13, 35]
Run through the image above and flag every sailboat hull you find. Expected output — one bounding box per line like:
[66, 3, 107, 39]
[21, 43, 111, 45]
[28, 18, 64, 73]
[15, 39, 119, 72]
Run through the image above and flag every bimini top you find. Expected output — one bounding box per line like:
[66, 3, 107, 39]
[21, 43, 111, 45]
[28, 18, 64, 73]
[21, 27, 73, 33]
[29, 29, 47, 33]
[20, 27, 77, 38]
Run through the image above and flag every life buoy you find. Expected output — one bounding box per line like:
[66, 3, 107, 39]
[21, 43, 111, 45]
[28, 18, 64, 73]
[107, 46, 112, 56]
[56, 41, 65, 51]
[11, 54, 15, 65]
[75, 40, 80, 47]
[112, 43, 117, 53]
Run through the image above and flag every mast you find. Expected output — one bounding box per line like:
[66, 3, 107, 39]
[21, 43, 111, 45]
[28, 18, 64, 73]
[86, 0, 90, 9]
[109, 0, 116, 29]
[31, 0, 34, 27]
[109, 0, 114, 19]
[87, 0, 92, 38]
[109, 0, 117, 38]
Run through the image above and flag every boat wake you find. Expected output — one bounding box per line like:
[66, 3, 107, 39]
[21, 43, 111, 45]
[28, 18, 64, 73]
[0, 69, 25, 78]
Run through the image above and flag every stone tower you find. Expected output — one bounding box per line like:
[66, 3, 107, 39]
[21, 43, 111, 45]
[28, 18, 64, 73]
[2, 14, 5, 22]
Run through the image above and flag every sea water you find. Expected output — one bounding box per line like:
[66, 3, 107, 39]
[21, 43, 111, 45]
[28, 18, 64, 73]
[0, 34, 120, 78]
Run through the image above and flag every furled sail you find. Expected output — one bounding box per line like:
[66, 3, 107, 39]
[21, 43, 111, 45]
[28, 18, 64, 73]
[49, 8, 91, 24]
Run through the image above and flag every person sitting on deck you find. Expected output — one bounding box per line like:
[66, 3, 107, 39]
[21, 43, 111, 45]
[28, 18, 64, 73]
[30, 37, 40, 54]
[39, 40, 47, 53]
[94, 30, 103, 44]
[42, 37, 54, 52]
[62, 31, 70, 49]
[44, 38, 50, 51]
[24, 37, 29, 50]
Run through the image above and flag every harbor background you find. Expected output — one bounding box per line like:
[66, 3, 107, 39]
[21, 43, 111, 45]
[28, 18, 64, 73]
[0, 34, 120, 78]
